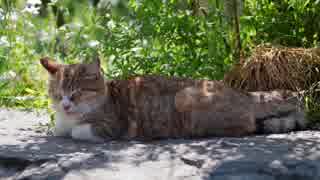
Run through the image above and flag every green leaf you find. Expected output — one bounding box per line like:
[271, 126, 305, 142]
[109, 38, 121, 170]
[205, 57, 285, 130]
[24, 88, 36, 95]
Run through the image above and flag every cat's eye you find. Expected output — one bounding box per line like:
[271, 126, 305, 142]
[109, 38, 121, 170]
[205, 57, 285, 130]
[55, 94, 62, 100]
[70, 96, 75, 101]
[70, 90, 82, 101]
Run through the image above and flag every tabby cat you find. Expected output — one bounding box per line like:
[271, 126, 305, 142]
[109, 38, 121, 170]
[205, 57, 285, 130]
[40, 57, 306, 142]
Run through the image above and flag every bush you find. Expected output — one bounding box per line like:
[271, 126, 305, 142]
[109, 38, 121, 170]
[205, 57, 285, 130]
[99, 0, 231, 79]
[1, 0, 320, 111]
[241, 0, 320, 50]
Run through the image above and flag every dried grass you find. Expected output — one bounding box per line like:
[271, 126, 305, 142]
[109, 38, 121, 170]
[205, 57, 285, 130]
[224, 46, 320, 91]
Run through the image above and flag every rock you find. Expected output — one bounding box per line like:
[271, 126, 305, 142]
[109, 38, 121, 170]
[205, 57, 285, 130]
[1, 108, 320, 180]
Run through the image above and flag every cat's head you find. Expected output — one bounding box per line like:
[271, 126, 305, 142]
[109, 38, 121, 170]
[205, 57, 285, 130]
[40, 57, 106, 116]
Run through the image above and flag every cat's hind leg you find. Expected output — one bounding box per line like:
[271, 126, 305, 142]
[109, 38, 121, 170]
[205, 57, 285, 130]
[175, 87, 213, 112]
[71, 124, 105, 143]
[257, 111, 306, 134]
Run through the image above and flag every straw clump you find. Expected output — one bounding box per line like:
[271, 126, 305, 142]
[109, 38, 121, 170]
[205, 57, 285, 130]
[224, 46, 320, 91]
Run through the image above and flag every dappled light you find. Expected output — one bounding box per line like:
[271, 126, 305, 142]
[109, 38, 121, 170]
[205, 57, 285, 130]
[1, 0, 320, 179]
[1, 113, 320, 179]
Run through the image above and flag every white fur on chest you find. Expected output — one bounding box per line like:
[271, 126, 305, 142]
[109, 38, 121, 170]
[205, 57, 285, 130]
[53, 110, 104, 142]
[53, 111, 80, 137]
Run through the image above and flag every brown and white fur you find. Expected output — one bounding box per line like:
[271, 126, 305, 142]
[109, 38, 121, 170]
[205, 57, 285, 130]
[40, 57, 306, 142]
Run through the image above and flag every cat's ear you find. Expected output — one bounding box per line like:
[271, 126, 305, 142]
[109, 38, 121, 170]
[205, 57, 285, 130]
[40, 57, 60, 75]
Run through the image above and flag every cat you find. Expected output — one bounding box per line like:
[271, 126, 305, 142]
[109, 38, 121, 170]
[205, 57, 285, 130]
[40, 57, 306, 142]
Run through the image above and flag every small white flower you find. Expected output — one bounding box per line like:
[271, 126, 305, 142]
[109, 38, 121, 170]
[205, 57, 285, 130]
[23, 6, 41, 15]
[38, 30, 50, 42]
[162, 64, 170, 69]
[75, 23, 83, 29]
[88, 40, 100, 48]
[109, 54, 116, 61]
[107, 20, 116, 29]
[9, 11, 18, 22]
[15, 36, 23, 43]
[68, 22, 83, 30]
[26, 21, 35, 28]
[58, 25, 67, 32]
[131, 47, 142, 52]
[142, 39, 148, 47]
[97, 0, 119, 8]
[135, 24, 142, 32]
[134, 39, 141, 44]
[15, 96, 35, 101]
[0, 36, 9, 47]
[0, 70, 16, 81]
[65, 32, 75, 39]
[7, 71, 16, 79]
[23, 0, 42, 15]
[122, 24, 129, 31]
[27, 0, 42, 5]
[50, 0, 59, 5]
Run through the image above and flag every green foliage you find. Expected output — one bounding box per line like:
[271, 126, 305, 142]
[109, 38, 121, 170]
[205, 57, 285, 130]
[0, 2, 49, 110]
[241, 0, 320, 50]
[100, 0, 231, 79]
[1, 0, 320, 112]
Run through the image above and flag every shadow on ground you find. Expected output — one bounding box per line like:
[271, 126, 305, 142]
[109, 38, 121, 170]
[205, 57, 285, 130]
[1, 132, 320, 180]
[1, 108, 320, 180]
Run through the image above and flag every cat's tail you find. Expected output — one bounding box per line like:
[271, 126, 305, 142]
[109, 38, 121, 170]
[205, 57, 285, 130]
[253, 96, 306, 134]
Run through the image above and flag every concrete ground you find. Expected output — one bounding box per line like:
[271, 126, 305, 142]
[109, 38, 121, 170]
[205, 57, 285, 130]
[1, 108, 320, 180]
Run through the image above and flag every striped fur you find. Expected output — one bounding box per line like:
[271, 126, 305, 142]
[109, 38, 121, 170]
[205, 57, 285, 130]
[40, 58, 306, 142]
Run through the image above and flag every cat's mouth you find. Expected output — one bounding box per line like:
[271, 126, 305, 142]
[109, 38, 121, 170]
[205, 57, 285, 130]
[64, 110, 80, 116]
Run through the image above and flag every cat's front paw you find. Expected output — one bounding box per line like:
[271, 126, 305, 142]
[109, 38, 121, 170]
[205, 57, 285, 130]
[53, 127, 70, 137]
[71, 124, 105, 143]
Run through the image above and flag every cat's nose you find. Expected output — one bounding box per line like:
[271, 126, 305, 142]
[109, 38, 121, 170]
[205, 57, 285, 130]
[63, 104, 71, 111]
